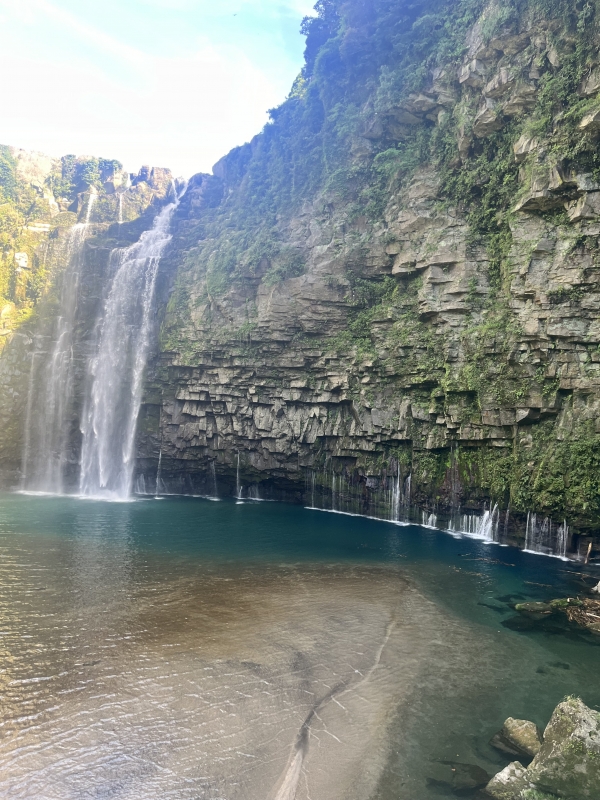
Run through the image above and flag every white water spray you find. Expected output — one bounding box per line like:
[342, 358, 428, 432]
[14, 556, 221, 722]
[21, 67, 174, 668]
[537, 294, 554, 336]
[452, 504, 499, 541]
[155, 450, 163, 498]
[524, 513, 569, 559]
[422, 511, 437, 528]
[210, 461, 218, 498]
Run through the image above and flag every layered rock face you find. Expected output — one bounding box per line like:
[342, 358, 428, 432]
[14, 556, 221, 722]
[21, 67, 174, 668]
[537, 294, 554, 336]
[135, 0, 600, 546]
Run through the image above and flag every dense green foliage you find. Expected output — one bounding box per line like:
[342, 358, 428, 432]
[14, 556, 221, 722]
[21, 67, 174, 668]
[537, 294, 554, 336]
[0, 146, 56, 340]
[0, 148, 126, 348]
[46, 155, 123, 201]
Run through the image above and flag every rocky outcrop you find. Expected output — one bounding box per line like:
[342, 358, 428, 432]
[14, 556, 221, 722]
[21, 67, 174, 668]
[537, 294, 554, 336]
[485, 698, 600, 799]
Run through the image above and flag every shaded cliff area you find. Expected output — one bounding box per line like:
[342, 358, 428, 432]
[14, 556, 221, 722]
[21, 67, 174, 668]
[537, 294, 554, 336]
[141, 0, 600, 548]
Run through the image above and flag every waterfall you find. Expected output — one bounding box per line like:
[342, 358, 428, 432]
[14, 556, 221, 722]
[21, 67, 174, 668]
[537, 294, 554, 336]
[421, 511, 437, 528]
[236, 452, 243, 500]
[450, 504, 499, 541]
[311, 470, 316, 508]
[20, 349, 37, 487]
[79, 186, 183, 500]
[155, 450, 163, 497]
[210, 461, 218, 498]
[390, 472, 401, 522]
[247, 485, 262, 500]
[117, 194, 123, 224]
[524, 513, 569, 558]
[556, 520, 569, 559]
[21, 194, 97, 493]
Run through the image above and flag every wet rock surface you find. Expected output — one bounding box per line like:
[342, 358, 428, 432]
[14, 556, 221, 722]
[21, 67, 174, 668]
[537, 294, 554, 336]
[515, 597, 600, 636]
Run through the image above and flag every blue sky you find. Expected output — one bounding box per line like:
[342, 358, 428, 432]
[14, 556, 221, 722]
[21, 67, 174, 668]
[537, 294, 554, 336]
[0, 0, 314, 176]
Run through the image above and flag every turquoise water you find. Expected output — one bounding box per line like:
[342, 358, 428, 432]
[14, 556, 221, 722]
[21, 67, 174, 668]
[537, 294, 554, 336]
[0, 493, 598, 799]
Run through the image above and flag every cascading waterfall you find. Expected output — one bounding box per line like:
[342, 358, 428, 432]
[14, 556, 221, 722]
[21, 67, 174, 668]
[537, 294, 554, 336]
[390, 472, 401, 522]
[556, 520, 569, 560]
[21, 194, 97, 493]
[389, 472, 411, 522]
[79, 185, 183, 500]
[524, 513, 570, 558]
[236, 453, 243, 500]
[450, 504, 500, 541]
[422, 512, 437, 528]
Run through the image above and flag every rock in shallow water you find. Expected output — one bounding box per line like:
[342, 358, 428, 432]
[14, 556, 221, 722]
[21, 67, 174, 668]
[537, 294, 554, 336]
[450, 761, 491, 790]
[490, 717, 544, 759]
[485, 697, 600, 800]
[484, 761, 530, 800]
[527, 697, 600, 799]
[514, 602, 554, 617]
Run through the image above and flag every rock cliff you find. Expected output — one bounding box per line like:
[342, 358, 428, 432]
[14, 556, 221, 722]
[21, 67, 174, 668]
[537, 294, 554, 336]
[136, 0, 600, 551]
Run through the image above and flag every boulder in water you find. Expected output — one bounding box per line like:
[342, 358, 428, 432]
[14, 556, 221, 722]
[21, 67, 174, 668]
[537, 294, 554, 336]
[526, 697, 600, 799]
[490, 717, 543, 758]
[485, 698, 600, 800]
[484, 760, 530, 799]
[514, 602, 554, 618]
[449, 761, 491, 790]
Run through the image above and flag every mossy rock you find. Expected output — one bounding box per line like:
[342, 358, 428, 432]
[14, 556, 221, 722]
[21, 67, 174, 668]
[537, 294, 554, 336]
[485, 760, 530, 800]
[526, 697, 600, 799]
[515, 602, 554, 616]
[549, 598, 584, 610]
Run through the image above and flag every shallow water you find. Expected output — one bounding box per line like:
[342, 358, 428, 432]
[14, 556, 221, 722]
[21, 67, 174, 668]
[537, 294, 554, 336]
[0, 494, 598, 799]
